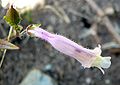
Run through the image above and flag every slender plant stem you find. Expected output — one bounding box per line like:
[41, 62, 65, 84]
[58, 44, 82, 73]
[0, 49, 7, 67]
[0, 26, 13, 68]
[20, 29, 27, 36]
[7, 26, 13, 41]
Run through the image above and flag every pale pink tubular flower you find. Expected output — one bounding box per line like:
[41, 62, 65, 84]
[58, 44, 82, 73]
[27, 24, 111, 74]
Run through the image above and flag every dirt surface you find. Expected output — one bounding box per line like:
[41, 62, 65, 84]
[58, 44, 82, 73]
[0, 0, 120, 85]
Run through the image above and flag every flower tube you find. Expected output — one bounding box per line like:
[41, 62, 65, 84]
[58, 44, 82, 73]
[27, 24, 111, 74]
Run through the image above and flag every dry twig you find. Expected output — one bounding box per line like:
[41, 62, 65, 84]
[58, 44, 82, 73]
[44, 5, 70, 24]
[90, 23, 101, 43]
[79, 23, 101, 43]
[102, 42, 120, 53]
[0, 27, 13, 68]
[85, 0, 120, 44]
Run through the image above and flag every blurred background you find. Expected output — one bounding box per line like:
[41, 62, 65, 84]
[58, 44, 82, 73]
[0, 0, 120, 85]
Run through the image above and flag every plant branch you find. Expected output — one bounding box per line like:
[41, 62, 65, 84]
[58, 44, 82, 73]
[0, 26, 13, 68]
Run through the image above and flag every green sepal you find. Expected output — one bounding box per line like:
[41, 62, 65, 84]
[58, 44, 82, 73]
[26, 24, 41, 36]
[27, 24, 41, 30]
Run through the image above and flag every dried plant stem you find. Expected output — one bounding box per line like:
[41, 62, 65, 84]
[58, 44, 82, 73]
[85, 0, 104, 17]
[0, 26, 13, 68]
[0, 49, 7, 68]
[103, 17, 120, 44]
[90, 23, 101, 43]
[85, 0, 120, 44]
[44, 5, 70, 24]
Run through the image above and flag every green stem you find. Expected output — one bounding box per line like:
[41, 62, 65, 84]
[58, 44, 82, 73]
[0, 26, 13, 68]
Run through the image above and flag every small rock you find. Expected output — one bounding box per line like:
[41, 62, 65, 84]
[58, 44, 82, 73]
[105, 79, 110, 84]
[47, 25, 54, 33]
[85, 77, 91, 84]
[20, 69, 58, 85]
[43, 64, 53, 71]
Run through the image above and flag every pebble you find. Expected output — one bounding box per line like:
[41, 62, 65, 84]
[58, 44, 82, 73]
[105, 79, 110, 84]
[20, 69, 58, 85]
[85, 77, 91, 84]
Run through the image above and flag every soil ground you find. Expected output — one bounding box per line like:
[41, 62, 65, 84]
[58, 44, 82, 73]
[0, 0, 120, 85]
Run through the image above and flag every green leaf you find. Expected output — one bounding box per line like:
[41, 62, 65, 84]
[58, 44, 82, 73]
[4, 5, 21, 26]
[0, 39, 19, 50]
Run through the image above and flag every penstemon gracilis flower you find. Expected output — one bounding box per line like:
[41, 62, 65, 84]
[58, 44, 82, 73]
[27, 24, 111, 74]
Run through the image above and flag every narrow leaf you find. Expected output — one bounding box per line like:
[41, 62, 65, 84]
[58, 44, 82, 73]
[0, 39, 19, 50]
